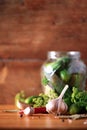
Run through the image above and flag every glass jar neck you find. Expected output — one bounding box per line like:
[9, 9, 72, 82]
[47, 51, 81, 60]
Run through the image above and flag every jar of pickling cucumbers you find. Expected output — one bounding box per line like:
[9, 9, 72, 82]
[41, 51, 87, 99]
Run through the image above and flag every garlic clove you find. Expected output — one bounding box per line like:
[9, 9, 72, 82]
[57, 100, 68, 115]
[23, 107, 34, 116]
[46, 99, 58, 114]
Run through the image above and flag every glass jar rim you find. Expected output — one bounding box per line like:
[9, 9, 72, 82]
[47, 51, 81, 59]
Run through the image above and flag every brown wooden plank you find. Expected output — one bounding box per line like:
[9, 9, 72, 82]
[0, 60, 43, 104]
[0, 105, 87, 130]
[0, 0, 86, 59]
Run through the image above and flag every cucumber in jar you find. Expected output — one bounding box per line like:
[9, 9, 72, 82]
[41, 51, 87, 99]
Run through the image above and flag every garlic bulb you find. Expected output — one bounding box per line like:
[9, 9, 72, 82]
[46, 85, 69, 115]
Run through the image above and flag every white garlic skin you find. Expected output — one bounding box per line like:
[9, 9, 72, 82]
[23, 107, 34, 116]
[46, 99, 58, 114]
[46, 85, 69, 115]
[57, 100, 68, 115]
[46, 99, 68, 115]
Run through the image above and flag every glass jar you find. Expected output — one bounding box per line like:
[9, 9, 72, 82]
[41, 51, 87, 98]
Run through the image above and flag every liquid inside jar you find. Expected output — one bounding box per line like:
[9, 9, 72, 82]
[41, 51, 87, 99]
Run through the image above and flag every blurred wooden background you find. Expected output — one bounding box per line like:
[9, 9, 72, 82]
[0, 0, 87, 104]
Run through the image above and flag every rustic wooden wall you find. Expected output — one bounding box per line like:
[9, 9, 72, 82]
[0, 0, 87, 104]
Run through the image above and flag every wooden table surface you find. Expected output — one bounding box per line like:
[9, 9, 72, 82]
[0, 105, 87, 130]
